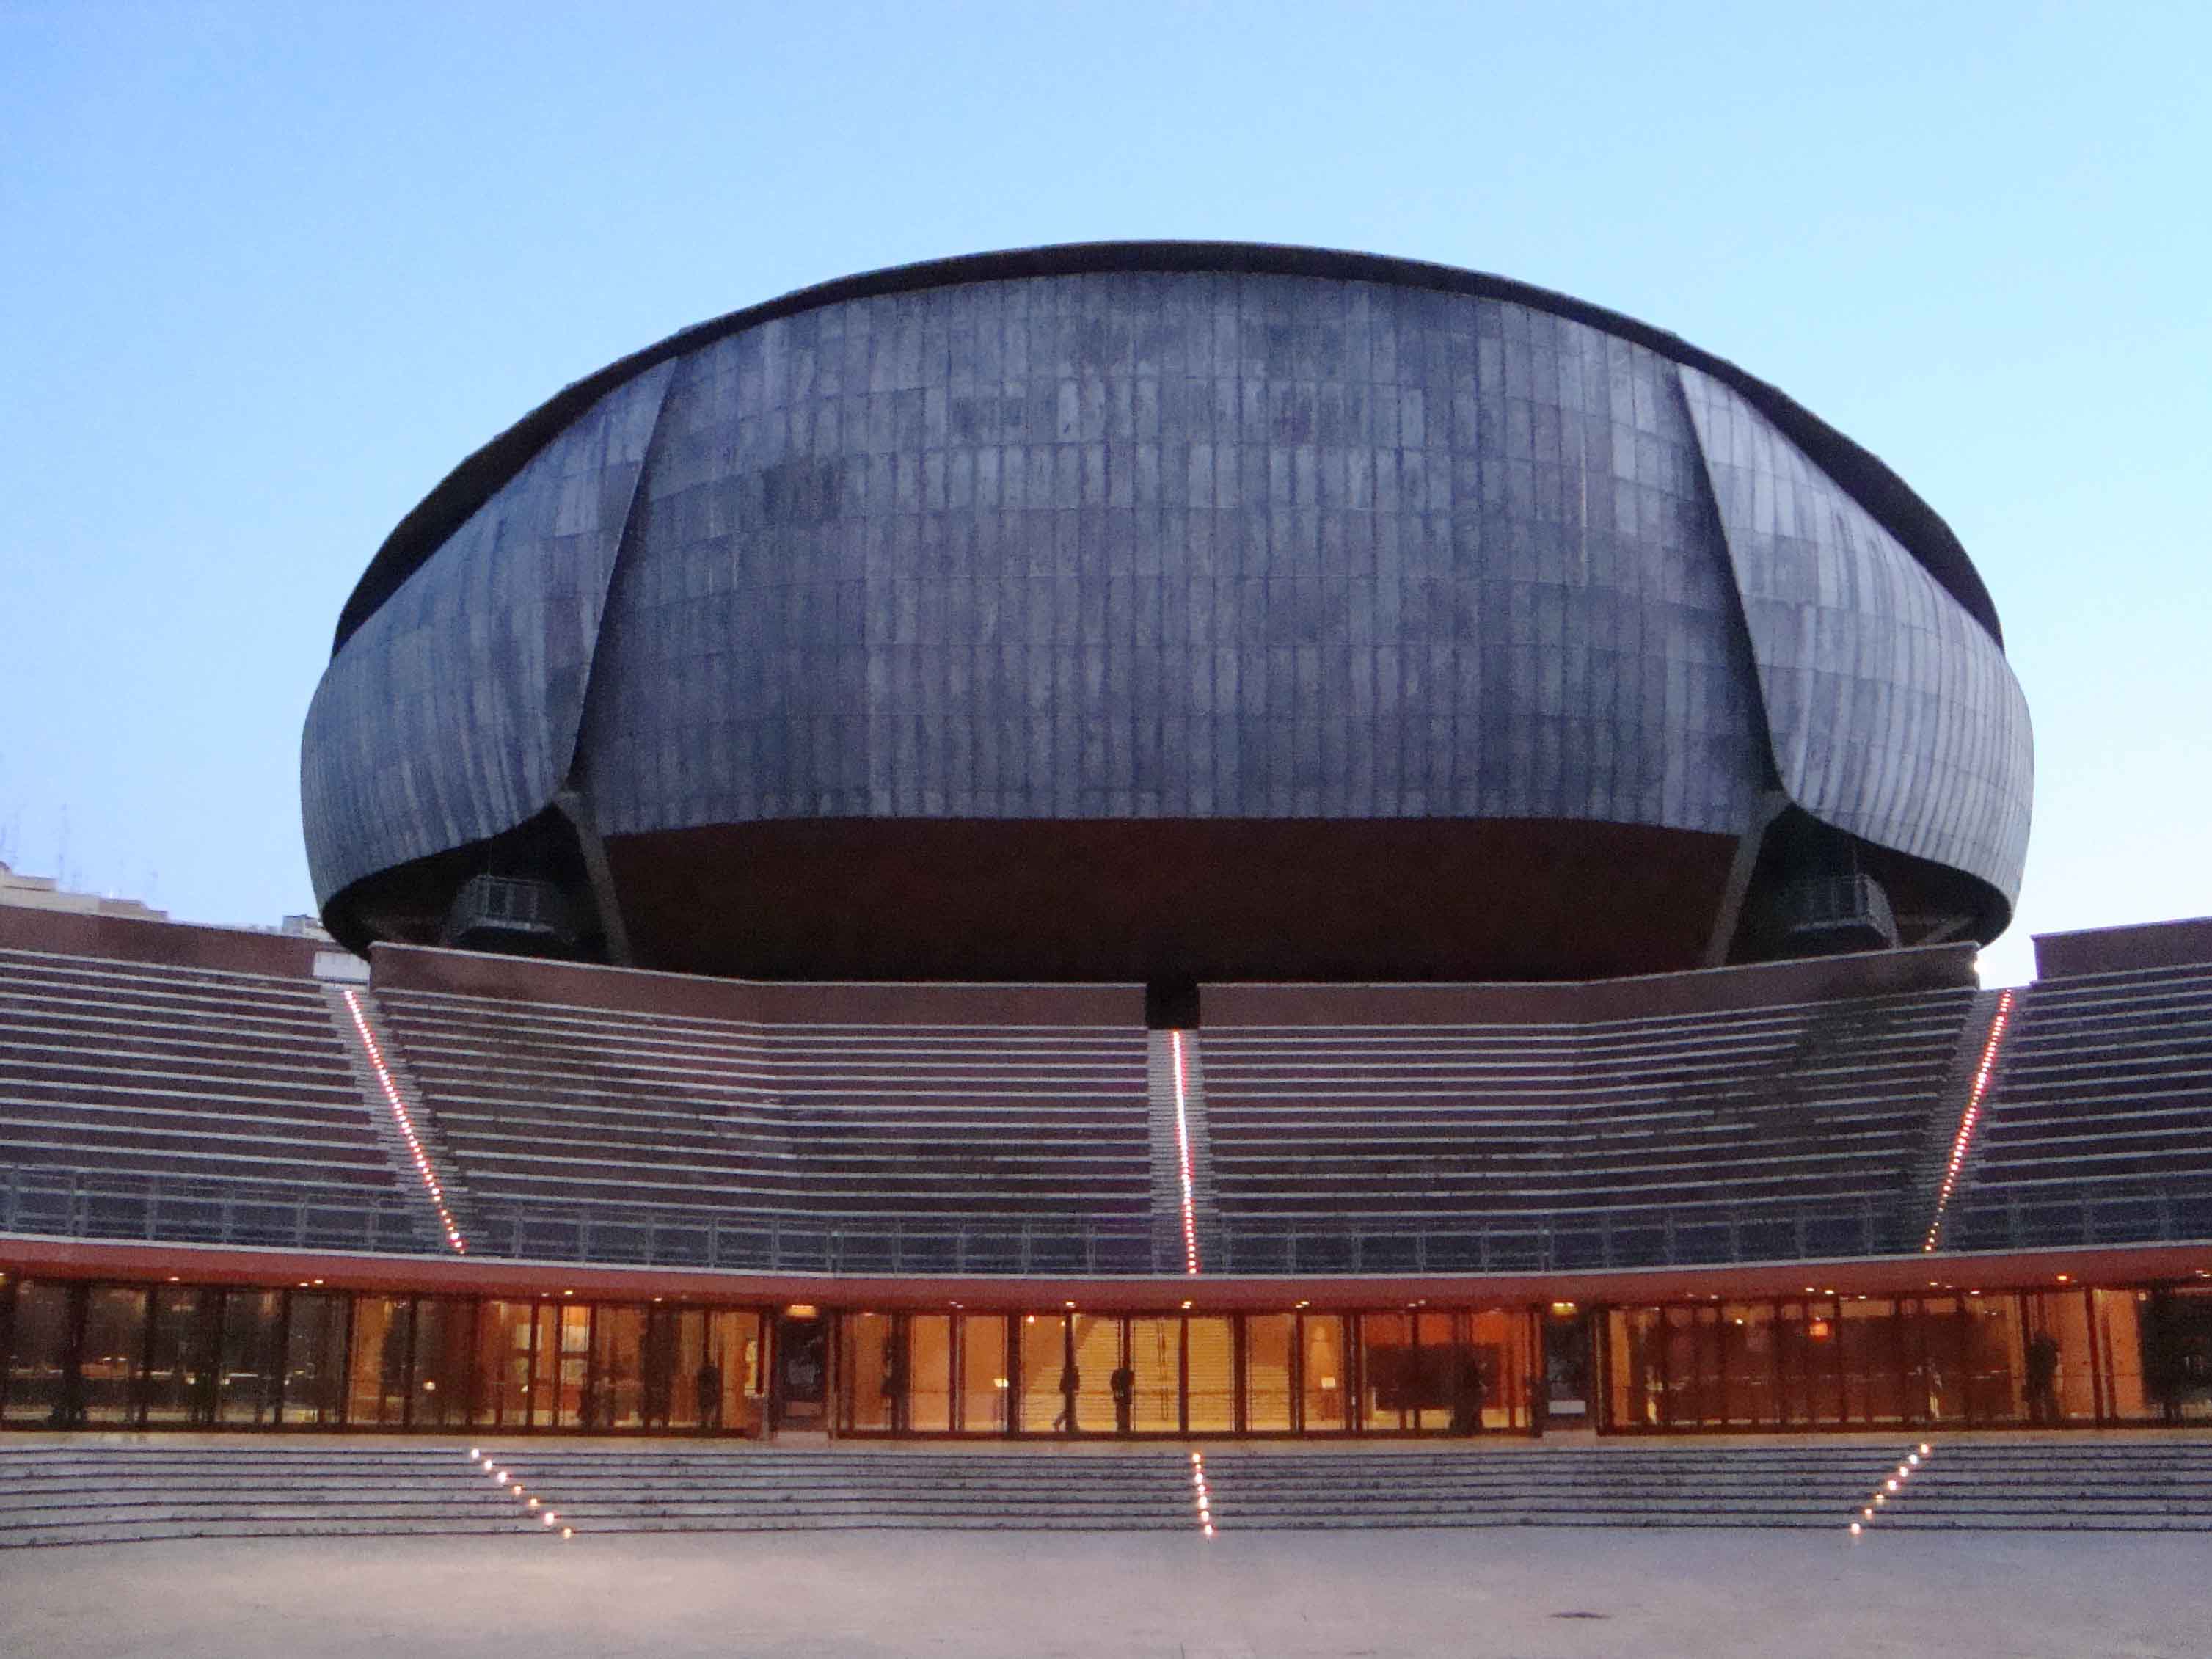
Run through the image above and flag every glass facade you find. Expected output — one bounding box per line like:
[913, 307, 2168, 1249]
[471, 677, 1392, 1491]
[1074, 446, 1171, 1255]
[833, 1306, 1539, 1436]
[1602, 1287, 2212, 1432]
[1, 1273, 2205, 1435]
[0, 1277, 766, 1435]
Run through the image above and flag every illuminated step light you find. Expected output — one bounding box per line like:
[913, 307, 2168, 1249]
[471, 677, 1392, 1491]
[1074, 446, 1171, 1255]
[1170, 1030, 1202, 1275]
[343, 987, 469, 1253]
[1187, 1449, 1216, 1538]
[1924, 991, 2015, 1253]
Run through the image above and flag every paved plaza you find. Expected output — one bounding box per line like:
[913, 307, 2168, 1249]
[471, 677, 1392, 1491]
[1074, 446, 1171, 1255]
[6, 1526, 2208, 1658]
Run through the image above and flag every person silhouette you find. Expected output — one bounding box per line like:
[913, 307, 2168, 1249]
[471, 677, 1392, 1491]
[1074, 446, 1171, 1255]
[695, 1356, 724, 1430]
[2025, 1332, 2061, 1425]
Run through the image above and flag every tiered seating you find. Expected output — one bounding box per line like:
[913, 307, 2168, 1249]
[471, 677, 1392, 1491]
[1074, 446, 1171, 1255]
[0, 948, 393, 1195]
[1953, 964, 2212, 1249]
[1202, 991, 1980, 1264]
[1201, 1024, 1583, 1215]
[369, 990, 785, 1215]
[1574, 991, 1979, 1211]
[374, 991, 1153, 1226]
[774, 1025, 1151, 1216]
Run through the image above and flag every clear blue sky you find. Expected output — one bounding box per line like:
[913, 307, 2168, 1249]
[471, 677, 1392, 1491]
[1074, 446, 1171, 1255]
[3, 1, 2206, 987]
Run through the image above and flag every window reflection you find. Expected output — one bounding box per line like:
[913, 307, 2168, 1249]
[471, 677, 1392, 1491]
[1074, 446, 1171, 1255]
[1300, 1313, 1348, 1432]
[219, 1290, 284, 1425]
[908, 1315, 953, 1432]
[145, 1286, 216, 1427]
[4, 1283, 81, 1427]
[1018, 1314, 1065, 1433]
[957, 1314, 1009, 1433]
[1245, 1314, 1294, 1432]
[283, 1292, 348, 1426]
[347, 1295, 411, 1426]
[81, 1286, 146, 1426]
[1126, 1317, 1178, 1432]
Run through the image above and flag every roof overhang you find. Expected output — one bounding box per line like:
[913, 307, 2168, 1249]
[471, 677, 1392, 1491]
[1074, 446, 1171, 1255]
[7, 1233, 2200, 1312]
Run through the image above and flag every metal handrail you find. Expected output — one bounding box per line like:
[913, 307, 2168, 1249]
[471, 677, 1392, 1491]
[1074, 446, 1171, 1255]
[0, 1164, 2204, 1277]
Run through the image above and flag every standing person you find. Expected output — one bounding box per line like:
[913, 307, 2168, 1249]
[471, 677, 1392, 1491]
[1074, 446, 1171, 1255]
[1453, 1357, 1486, 1437]
[881, 1341, 907, 1432]
[1053, 1360, 1081, 1433]
[695, 1355, 724, 1431]
[1110, 1362, 1135, 1434]
[2025, 1331, 2061, 1425]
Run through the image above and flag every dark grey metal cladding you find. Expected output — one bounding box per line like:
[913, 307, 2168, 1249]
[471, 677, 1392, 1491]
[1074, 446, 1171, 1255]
[572, 274, 1772, 836]
[1676, 367, 2031, 909]
[302, 362, 676, 903]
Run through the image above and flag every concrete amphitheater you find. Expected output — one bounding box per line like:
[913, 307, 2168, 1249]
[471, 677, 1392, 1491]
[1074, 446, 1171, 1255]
[3, 253, 2208, 1651]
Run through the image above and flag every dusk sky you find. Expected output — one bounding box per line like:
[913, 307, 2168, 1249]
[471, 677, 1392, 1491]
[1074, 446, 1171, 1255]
[4, 1, 2206, 987]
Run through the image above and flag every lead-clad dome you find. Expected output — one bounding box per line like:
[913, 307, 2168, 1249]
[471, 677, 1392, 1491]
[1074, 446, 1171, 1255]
[302, 243, 2031, 982]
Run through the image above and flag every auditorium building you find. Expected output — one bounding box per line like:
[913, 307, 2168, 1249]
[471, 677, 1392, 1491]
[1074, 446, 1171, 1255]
[3, 244, 2207, 1440]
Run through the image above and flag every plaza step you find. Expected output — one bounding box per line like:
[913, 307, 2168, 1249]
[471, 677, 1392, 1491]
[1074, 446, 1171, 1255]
[1859, 1442, 2212, 1531]
[0, 1444, 544, 1548]
[4, 1439, 2210, 1546]
[488, 1447, 1195, 1532]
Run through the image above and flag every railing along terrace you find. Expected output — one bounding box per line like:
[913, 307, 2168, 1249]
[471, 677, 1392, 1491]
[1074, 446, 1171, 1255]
[2, 1166, 2207, 1275]
[0, 1166, 434, 1256]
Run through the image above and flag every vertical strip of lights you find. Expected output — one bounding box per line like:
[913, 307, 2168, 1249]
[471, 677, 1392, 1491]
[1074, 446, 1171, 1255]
[1924, 989, 2016, 1253]
[1189, 1450, 1216, 1537]
[1170, 1029, 1200, 1275]
[345, 988, 468, 1254]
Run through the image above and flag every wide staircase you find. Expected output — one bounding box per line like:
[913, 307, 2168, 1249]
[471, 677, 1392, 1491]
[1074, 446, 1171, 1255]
[5, 1440, 2210, 1546]
[0, 1444, 541, 1547]
[1884, 1441, 2212, 1529]
[488, 1446, 1194, 1531]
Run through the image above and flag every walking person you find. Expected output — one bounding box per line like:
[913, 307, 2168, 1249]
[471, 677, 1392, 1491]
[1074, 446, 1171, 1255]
[1052, 1360, 1081, 1433]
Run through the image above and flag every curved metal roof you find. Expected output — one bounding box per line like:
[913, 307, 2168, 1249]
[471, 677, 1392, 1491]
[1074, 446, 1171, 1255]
[333, 241, 2001, 652]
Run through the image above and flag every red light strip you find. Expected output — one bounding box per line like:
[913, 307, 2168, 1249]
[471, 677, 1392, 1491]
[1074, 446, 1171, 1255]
[1170, 1029, 1200, 1275]
[1189, 1449, 1216, 1537]
[343, 988, 468, 1254]
[1923, 989, 2016, 1253]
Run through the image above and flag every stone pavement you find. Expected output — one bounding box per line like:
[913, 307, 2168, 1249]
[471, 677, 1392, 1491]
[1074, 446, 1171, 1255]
[4, 1526, 2208, 1658]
